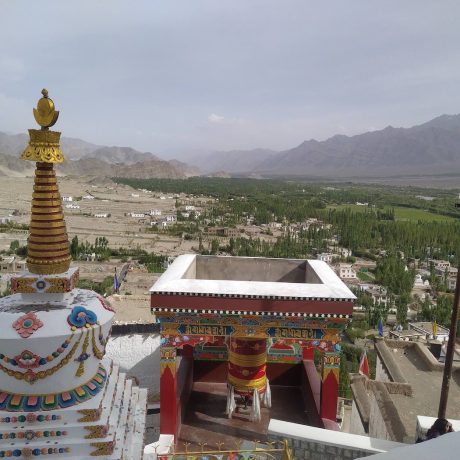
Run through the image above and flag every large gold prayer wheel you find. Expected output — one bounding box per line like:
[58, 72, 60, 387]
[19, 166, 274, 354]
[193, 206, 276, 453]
[228, 337, 268, 395]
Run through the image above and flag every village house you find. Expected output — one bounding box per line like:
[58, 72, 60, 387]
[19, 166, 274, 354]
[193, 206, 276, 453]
[0, 217, 13, 225]
[317, 252, 334, 263]
[358, 283, 391, 307]
[447, 276, 457, 291]
[0, 256, 26, 273]
[336, 263, 357, 280]
[206, 227, 239, 238]
[62, 195, 73, 202]
[164, 214, 177, 222]
[94, 212, 110, 218]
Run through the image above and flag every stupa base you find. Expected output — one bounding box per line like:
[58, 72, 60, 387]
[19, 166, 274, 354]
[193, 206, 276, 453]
[0, 359, 147, 459]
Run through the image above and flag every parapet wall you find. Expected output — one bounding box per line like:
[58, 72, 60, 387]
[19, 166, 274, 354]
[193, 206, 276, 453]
[268, 419, 403, 460]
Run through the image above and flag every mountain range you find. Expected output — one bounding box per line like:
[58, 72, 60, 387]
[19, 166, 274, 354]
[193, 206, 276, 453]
[191, 114, 460, 177]
[1, 113, 460, 179]
[0, 132, 198, 178]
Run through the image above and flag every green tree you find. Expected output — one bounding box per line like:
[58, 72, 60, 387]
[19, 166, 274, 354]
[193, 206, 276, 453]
[339, 352, 351, 399]
[70, 235, 79, 259]
[9, 240, 19, 252]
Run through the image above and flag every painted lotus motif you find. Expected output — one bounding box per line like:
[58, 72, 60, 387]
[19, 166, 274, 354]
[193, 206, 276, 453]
[13, 312, 43, 338]
[67, 306, 97, 328]
[14, 350, 41, 369]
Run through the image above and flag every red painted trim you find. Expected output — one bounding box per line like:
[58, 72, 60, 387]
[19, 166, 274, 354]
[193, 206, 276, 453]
[160, 365, 177, 436]
[151, 294, 353, 315]
[320, 370, 339, 421]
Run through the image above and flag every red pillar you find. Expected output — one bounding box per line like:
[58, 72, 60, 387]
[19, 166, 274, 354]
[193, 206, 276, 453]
[320, 352, 340, 421]
[302, 346, 314, 360]
[160, 346, 177, 437]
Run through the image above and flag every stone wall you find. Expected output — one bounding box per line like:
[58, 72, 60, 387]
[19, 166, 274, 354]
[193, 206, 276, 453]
[350, 400, 367, 436]
[268, 419, 403, 460]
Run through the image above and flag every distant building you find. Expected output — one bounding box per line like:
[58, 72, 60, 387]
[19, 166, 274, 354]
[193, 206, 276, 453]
[62, 196, 73, 202]
[130, 212, 146, 218]
[65, 204, 80, 209]
[336, 263, 357, 280]
[0, 256, 26, 273]
[337, 247, 352, 258]
[206, 227, 239, 238]
[317, 253, 334, 263]
[447, 276, 457, 291]
[83, 194, 95, 200]
[185, 205, 196, 211]
[150, 209, 162, 216]
[0, 217, 13, 225]
[94, 212, 110, 218]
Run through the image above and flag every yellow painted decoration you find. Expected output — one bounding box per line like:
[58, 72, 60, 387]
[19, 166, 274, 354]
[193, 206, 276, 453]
[21, 129, 64, 163]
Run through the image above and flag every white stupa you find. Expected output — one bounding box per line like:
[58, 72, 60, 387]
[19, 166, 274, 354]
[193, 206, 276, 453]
[0, 90, 146, 459]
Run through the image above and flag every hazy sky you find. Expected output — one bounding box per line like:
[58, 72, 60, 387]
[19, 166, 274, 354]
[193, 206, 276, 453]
[1, 0, 460, 158]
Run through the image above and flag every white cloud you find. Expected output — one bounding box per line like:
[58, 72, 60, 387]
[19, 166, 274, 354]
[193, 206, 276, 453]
[208, 113, 225, 124]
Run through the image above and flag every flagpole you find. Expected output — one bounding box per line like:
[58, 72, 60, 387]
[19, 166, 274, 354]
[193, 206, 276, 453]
[438, 262, 460, 418]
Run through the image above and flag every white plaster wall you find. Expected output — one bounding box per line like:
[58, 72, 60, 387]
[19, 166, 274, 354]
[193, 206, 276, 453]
[375, 356, 390, 383]
[350, 400, 367, 436]
[106, 333, 161, 397]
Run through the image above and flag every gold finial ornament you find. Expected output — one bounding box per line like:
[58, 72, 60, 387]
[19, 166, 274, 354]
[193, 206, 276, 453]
[22, 89, 71, 275]
[21, 89, 64, 163]
[33, 88, 59, 128]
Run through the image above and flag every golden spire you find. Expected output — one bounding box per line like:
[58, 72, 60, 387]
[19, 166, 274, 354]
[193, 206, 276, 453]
[21, 89, 71, 275]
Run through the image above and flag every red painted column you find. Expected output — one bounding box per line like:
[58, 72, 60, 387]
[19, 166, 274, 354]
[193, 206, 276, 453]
[302, 346, 314, 360]
[320, 352, 340, 421]
[160, 345, 177, 436]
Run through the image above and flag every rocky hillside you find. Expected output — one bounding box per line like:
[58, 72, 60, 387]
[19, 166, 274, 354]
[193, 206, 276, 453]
[0, 132, 198, 178]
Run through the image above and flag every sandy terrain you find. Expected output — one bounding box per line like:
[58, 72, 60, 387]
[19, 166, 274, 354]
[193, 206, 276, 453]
[0, 176, 198, 255]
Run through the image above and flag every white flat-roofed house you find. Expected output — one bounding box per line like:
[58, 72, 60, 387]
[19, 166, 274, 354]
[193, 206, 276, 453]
[130, 212, 146, 218]
[65, 204, 80, 209]
[317, 253, 334, 263]
[447, 276, 457, 291]
[62, 196, 73, 202]
[185, 205, 195, 211]
[336, 263, 357, 280]
[164, 214, 177, 222]
[150, 209, 162, 216]
[83, 194, 94, 200]
[0, 256, 26, 273]
[94, 212, 110, 218]
[337, 247, 352, 258]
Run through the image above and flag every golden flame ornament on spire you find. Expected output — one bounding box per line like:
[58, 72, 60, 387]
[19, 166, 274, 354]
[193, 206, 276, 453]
[21, 89, 71, 275]
[21, 89, 64, 163]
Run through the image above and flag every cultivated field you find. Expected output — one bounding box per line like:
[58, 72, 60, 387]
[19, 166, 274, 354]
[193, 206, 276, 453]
[328, 204, 455, 222]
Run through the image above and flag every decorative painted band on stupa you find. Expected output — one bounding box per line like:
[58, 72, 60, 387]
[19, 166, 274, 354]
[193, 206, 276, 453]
[21, 89, 71, 275]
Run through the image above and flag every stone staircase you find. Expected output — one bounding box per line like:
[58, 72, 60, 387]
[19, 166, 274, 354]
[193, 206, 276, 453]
[0, 359, 147, 459]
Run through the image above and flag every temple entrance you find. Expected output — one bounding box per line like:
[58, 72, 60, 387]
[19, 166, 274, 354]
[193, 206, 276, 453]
[151, 254, 355, 445]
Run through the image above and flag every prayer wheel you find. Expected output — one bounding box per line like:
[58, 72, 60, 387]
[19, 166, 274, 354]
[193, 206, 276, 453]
[228, 337, 267, 395]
